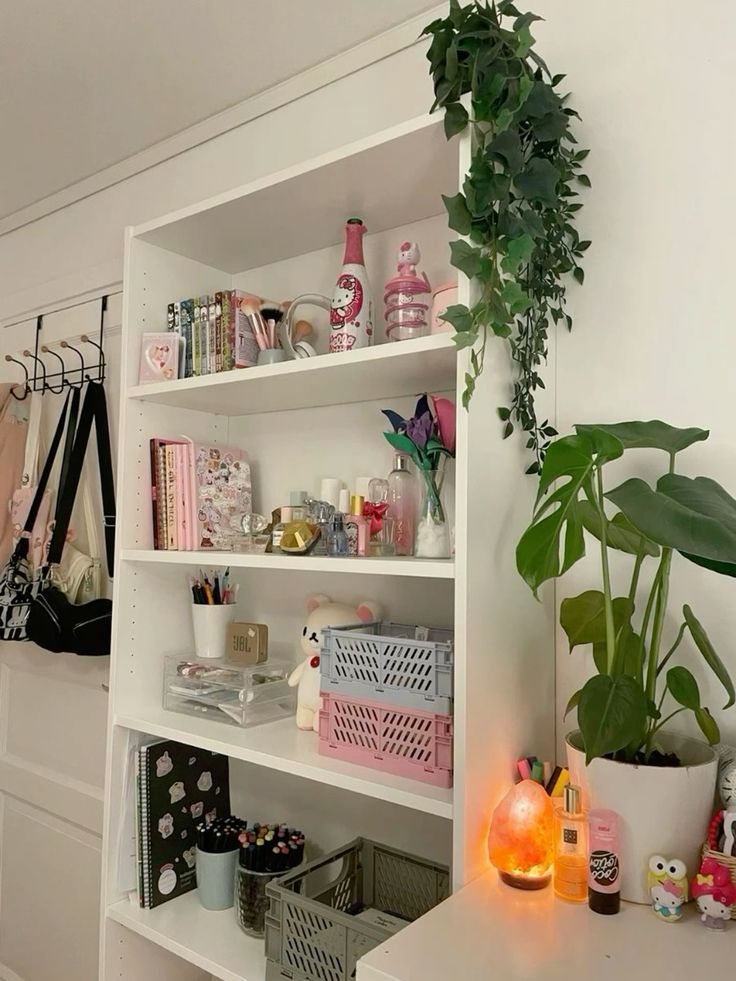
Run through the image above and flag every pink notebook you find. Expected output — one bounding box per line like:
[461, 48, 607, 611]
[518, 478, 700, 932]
[184, 439, 252, 550]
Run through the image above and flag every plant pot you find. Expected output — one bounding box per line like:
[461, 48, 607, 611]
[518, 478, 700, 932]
[566, 731, 717, 904]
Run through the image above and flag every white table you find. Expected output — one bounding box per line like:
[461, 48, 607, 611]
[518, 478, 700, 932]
[358, 869, 734, 980]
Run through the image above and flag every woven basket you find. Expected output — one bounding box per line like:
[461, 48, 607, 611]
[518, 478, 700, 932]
[702, 810, 736, 916]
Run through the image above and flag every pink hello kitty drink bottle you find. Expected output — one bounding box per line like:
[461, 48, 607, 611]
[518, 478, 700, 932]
[329, 218, 373, 353]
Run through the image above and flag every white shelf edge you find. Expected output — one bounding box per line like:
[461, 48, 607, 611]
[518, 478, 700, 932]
[107, 894, 265, 981]
[129, 111, 443, 241]
[127, 334, 456, 403]
[120, 548, 455, 580]
[113, 712, 454, 820]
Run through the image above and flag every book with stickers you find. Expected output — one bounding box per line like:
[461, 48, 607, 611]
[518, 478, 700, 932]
[136, 739, 230, 908]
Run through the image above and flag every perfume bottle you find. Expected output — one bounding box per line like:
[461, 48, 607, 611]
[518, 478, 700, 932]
[305, 499, 334, 556]
[387, 454, 416, 556]
[329, 217, 373, 353]
[345, 494, 369, 556]
[290, 490, 309, 520]
[271, 507, 293, 552]
[365, 478, 394, 557]
[554, 784, 588, 902]
[325, 513, 349, 556]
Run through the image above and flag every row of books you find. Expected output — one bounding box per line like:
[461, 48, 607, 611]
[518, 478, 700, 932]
[150, 437, 252, 551]
[167, 291, 260, 378]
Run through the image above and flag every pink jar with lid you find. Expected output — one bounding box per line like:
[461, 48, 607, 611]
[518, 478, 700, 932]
[431, 282, 458, 334]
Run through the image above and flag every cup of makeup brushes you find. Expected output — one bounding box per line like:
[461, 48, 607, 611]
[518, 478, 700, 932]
[192, 604, 236, 659]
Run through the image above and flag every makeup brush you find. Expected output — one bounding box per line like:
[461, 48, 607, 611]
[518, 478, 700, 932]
[242, 296, 269, 351]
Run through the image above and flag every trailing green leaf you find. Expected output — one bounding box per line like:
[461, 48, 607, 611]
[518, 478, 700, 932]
[425, 1, 589, 472]
[683, 605, 735, 708]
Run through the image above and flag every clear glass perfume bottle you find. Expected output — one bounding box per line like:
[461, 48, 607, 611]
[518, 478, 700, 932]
[554, 784, 588, 902]
[366, 478, 394, 557]
[387, 454, 416, 556]
[271, 506, 293, 552]
[325, 513, 349, 556]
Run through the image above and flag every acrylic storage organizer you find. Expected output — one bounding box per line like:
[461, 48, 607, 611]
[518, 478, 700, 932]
[320, 621, 454, 713]
[318, 692, 453, 788]
[163, 656, 296, 728]
[264, 837, 449, 981]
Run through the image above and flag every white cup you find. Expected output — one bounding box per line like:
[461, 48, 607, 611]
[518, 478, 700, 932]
[191, 604, 236, 659]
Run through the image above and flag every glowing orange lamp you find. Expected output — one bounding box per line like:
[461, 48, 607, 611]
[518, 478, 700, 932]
[488, 779, 554, 890]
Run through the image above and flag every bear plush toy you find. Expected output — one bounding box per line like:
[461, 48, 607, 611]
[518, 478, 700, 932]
[288, 594, 381, 732]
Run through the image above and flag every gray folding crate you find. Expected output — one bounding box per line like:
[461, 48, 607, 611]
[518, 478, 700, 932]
[264, 837, 449, 981]
[320, 621, 454, 713]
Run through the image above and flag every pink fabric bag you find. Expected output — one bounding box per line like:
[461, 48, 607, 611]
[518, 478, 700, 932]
[8, 392, 52, 570]
[0, 385, 30, 568]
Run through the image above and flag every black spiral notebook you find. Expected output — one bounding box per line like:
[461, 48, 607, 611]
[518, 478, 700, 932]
[136, 739, 230, 908]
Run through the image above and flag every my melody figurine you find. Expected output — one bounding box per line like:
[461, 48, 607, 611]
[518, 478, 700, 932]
[692, 857, 736, 931]
[648, 855, 689, 922]
[383, 241, 432, 342]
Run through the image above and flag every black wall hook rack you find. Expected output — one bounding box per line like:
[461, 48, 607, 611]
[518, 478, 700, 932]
[6, 295, 107, 396]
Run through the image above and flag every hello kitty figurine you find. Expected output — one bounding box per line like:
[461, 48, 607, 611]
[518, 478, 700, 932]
[692, 857, 736, 931]
[288, 594, 381, 731]
[397, 241, 421, 277]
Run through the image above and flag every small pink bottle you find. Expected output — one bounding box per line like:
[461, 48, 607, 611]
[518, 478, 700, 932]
[387, 454, 416, 556]
[345, 495, 369, 556]
[588, 809, 621, 915]
[329, 218, 373, 352]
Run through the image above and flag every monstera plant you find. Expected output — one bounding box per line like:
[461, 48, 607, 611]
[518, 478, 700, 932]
[516, 421, 736, 764]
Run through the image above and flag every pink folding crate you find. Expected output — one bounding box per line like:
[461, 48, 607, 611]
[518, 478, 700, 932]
[318, 691, 453, 788]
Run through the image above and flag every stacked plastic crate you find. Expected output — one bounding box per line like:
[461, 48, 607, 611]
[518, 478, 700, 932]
[317, 622, 454, 787]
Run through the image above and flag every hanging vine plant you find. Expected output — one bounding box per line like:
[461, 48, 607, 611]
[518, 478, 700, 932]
[423, 0, 590, 472]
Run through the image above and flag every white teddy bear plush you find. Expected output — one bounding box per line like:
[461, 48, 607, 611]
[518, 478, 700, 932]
[288, 594, 381, 732]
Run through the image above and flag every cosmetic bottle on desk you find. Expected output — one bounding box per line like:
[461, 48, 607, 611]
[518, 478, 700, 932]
[345, 495, 369, 557]
[329, 217, 373, 353]
[387, 454, 416, 556]
[554, 784, 588, 902]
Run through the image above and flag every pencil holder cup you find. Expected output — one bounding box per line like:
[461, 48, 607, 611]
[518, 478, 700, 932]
[236, 867, 287, 937]
[257, 349, 288, 366]
[191, 604, 236, 659]
[196, 847, 239, 910]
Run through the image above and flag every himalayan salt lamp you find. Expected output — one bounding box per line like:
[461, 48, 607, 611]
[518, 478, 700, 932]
[488, 779, 555, 890]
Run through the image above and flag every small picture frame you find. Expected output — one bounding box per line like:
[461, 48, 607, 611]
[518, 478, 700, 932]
[139, 332, 180, 384]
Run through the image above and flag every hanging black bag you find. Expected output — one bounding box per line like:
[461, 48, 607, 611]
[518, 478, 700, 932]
[0, 391, 77, 641]
[27, 382, 116, 656]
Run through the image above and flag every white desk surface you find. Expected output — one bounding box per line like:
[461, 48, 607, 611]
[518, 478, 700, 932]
[357, 869, 735, 981]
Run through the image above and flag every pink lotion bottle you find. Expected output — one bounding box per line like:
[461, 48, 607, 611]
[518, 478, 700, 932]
[345, 494, 369, 557]
[329, 218, 373, 352]
[588, 809, 621, 915]
[387, 454, 416, 556]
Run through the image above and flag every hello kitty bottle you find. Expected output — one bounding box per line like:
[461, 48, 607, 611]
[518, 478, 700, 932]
[329, 218, 373, 353]
[384, 241, 432, 342]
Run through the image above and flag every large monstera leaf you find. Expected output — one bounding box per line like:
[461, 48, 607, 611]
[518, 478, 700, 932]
[516, 430, 622, 594]
[607, 474, 736, 577]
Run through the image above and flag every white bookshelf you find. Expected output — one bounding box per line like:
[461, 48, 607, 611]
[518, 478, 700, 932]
[101, 111, 554, 981]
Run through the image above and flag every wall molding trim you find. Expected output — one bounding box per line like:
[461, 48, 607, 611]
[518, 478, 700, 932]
[0, 5, 444, 239]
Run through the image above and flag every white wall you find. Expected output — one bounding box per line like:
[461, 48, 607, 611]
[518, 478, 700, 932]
[527, 0, 736, 755]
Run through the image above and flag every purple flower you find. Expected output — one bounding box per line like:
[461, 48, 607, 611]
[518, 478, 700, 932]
[406, 411, 433, 448]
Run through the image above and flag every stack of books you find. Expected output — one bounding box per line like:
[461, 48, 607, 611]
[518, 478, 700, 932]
[167, 291, 261, 378]
[149, 437, 252, 551]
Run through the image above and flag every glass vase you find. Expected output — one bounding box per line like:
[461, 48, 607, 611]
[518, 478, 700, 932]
[415, 469, 451, 559]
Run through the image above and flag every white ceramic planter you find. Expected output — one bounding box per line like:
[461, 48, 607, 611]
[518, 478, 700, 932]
[566, 732, 717, 904]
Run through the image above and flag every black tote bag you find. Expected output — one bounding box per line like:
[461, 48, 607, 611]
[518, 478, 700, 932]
[0, 392, 75, 641]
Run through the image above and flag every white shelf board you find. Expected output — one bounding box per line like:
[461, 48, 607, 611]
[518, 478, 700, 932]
[357, 869, 730, 981]
[127, 334, 457, 416]
[120, 548, 455, 580]
[133, 114, 455, 272]
[114, 710, 454, 820]
[108, 892, 265, 981]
